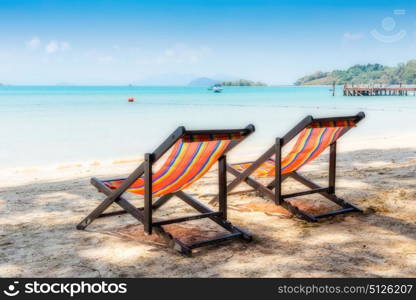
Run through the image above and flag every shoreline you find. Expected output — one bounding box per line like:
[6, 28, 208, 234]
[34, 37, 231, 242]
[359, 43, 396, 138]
[2, 133, 416, 187]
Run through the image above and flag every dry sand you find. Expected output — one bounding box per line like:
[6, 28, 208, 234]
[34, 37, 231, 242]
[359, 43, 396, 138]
[1, 139, 416, 277]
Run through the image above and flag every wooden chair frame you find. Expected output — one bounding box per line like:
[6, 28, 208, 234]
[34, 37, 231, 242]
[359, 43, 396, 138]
[216, 112, 365, 222]
[77, 125, 255, 256]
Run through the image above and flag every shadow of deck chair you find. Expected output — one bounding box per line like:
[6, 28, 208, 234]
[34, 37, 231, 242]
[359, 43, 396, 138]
[211, 112, 365, 222]
[77, 125, 255, 256]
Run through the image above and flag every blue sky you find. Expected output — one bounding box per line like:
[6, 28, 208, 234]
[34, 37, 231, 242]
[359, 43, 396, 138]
[1, 0, 416, 85]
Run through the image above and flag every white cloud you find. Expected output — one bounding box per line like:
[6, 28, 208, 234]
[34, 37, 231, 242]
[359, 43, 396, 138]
[45, 41, 59, 53]
[343, 32, 365, 41]
[26, 37, 41, 49]
[45, 40, 71, 54]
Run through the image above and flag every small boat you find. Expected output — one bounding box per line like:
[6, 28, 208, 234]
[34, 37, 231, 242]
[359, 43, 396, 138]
[128, 97, 135, 102]
[210, 83, 223, 93]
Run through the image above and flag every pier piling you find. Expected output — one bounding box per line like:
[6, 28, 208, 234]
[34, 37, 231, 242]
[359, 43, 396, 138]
[343, 83, 416, 96]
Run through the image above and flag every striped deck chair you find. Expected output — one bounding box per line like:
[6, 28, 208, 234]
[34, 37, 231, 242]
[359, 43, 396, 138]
[212, 112, 365, 222]
[77, 125, 255, 256]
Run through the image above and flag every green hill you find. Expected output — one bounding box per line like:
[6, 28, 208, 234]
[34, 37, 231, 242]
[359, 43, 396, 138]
[295, 60, 416, 85]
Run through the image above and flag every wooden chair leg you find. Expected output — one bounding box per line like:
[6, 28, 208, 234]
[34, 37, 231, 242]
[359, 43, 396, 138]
[76, 177, 126, 230]
[328, 142, 336, 194]
[77, 177, 146, 229]
[218, 155, 227, 219]
[275, 138, 283, 205]
[144, 153, 153, 234]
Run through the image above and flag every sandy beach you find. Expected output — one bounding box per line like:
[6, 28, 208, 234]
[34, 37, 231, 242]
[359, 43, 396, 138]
[1, 136, 416, 278]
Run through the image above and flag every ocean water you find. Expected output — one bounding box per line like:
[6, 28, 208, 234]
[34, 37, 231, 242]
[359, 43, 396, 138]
[1, 85, 415, 168]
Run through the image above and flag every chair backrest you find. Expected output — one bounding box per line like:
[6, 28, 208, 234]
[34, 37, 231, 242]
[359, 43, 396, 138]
[106, 128, 254, 196]
[146, 135, 235, 196]
[281, 120, 356, 174]
[231, 113, 364, 178]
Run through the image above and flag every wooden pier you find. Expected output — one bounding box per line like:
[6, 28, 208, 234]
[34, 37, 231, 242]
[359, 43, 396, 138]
[343, 84, 416, 96]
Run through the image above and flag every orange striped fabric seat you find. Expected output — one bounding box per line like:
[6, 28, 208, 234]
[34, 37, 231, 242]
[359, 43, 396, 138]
[104, 137, 231, 196]
[233, 120, 355, 177]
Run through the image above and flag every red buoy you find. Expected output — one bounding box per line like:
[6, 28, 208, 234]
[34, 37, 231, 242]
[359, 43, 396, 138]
[128, 97, 135, 102]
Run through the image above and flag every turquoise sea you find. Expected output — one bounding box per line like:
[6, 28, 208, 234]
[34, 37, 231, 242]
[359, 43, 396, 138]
[1, 85, 415, 168]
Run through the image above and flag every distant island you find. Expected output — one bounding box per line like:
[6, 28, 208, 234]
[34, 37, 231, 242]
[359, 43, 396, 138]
[295, 60, 416, 85]
[221, 79, 267, 86]
[189, 77, 267, 87]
